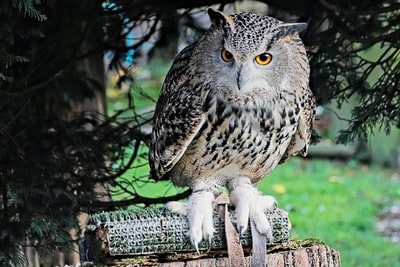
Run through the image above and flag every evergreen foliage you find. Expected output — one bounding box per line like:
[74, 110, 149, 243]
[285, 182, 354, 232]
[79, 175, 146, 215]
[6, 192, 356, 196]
[0, 0, 136, 265]
[302, 0, 400, 143]
[12, 0, 47, 21]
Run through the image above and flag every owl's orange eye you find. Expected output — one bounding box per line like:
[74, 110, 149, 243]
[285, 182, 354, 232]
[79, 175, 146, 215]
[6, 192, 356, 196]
[255, 53, 272, 65]
[221, 49, 234, 62]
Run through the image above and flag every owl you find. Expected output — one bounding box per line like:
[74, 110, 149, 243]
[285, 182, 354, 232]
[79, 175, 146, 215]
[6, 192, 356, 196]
[149, 7, 315, 261]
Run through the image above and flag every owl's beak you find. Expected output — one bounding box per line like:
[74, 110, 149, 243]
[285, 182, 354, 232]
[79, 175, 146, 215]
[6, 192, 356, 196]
[234, 62, 265, 93]
[236, 65, 243, 91]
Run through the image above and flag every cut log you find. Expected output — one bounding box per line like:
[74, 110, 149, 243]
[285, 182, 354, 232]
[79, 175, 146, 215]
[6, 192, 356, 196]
[81, 240, 340, 266]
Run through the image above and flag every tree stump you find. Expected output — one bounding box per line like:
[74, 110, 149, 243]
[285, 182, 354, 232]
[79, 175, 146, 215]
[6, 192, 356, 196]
[82, 208, 340, 266]
[81, 240, 340, 267]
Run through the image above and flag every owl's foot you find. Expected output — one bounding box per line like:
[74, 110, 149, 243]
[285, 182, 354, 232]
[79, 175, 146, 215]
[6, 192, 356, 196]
[165, 190, 215, 252]
[228, 178, 277, 241]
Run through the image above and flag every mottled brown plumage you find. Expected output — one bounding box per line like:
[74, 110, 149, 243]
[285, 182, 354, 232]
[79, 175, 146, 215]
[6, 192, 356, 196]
[149, 8, 315, 262]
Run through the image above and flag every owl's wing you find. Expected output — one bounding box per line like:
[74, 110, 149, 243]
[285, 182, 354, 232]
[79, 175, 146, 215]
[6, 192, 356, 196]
[280, 92, 316, 164]
[149, 44, 207, 180]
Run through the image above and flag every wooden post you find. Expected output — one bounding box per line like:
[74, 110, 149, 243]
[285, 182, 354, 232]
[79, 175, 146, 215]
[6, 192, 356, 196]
[156, 243, 340, 267]
[81, 209, 341, 266]
[82, 240, 340, 266]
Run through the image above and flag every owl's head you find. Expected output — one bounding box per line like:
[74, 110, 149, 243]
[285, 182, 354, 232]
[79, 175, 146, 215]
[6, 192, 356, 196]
[194, 8, 309, 96]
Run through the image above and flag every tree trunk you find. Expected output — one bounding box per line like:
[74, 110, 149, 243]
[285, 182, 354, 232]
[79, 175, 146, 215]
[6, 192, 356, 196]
[21, 2, 109, 266]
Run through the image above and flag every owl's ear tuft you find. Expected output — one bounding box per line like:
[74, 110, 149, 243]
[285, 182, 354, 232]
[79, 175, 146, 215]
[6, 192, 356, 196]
[207, 8, 235, 28]
[279, 22, 308, 35]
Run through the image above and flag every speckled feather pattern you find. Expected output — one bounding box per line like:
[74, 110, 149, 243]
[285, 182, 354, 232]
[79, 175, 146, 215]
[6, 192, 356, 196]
[149, 11, 316, 190]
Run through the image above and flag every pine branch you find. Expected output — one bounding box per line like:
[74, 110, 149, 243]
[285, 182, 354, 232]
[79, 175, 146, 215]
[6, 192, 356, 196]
[12, 0, 47, 21]
[0, 55, 30, 67]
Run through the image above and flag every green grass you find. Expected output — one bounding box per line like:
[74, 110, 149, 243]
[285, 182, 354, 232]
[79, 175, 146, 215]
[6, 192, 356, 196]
[258, 158, 400, 266]
[112, 145, 187, 204]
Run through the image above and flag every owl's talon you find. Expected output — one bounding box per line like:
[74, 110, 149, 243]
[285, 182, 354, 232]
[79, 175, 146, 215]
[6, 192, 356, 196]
[239, 225, 245, 241]
[206, 234, 212, 252]
[230, 178, 277, 239]
[161, 204, 167, 213]
[193, 242, 200, 254]
[166, 190, 215, 252]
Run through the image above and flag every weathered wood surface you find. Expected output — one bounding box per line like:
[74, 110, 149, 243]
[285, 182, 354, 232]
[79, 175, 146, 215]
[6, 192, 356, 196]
[83, 240, 340, 267]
